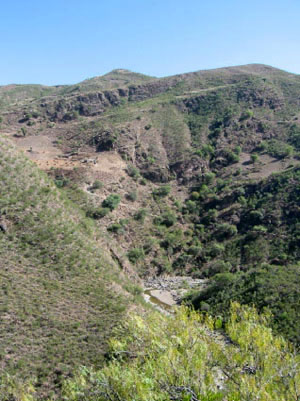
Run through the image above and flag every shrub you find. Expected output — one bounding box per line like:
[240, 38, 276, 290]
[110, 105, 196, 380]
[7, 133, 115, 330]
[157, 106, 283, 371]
[226, 150, 240, 164]
[186, 245, 202, 256]
[90, 180, 103, 191]
[207, 260, 232, 276]
[257, 141, 267, 152]
[126, 191, 137, 201]
[54, 177, 69, 188]
[143, 237, 156, 254]
[190, 191, 200, 200]
[203, 209, 218, 225]
[208, 243, 225, 257]
[126, 164, 140, 179]
[289, 123, 300, 150]
[203, 172, 215, 185]
[239, 109, 254, 120]
[127, 248, 145, 263]
[234, 145, 241, 155]
[107, 223, 124, 234]
[139, 178, 147, 185]
[265, 139, 293, 159]
[160, 229, 184, 252]
[134, 209, 147, 223]
[250, 153, 259, 164]
[61, 303, 300, 401]
[87, 207, 110, 219]
[102, 194, 121, 211]
[185, 200, 197, 214]
[252, 225, 268, 233]
[154, 211, 177, 227]
[152, 185, 171, 199]
[215, 223, 238, 240]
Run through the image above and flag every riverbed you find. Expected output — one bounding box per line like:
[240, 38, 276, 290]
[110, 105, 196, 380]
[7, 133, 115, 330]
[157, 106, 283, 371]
[143, 276, 207, 312]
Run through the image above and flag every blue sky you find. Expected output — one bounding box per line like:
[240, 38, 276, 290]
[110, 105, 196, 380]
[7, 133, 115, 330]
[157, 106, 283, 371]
[1, 0, 300, 85]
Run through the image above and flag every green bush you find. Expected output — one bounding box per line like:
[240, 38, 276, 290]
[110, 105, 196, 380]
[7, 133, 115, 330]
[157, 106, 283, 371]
[126, 191, 137, 201]
[206, 260, 232, 276]
[126, 164, 140, 179]
[208, 243, 225, 257]
[289, 123, 300, 150]
[54, 177, 70, 188]
[62, 303, 300, 401]
[203, 172, 215, 185]
[127, 248, 145, 263]
[87, 207, 110, 219]
[190, 265, 300, 344]
[154, 211, 176, 227]
[215, 223, 238, 240]
[90, 180, 103, 191]
[225, 150, 240, 164]
[139, 178, 147, 185]
[186, 245, 202, 256]
[234, 145, 241, 155]
[134, 209, 147, 223]
[250, 153, 259, 163]
[102, 194, 121, 211]
[239, 109, 254, 120]
[265, 139, 293, 159]
[152, 185, 171, 199]
[107, 223, 124, 234]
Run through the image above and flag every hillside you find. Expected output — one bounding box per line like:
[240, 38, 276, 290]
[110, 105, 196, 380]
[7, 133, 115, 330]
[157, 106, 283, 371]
[0, 64, 300, 397]
[0, 136, 141, 398]
[0, 65, 299, 270]
[4, 303, 300, 400]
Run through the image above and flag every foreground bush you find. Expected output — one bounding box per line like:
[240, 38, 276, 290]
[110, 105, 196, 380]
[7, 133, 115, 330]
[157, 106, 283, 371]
[61, 303, 299, 401]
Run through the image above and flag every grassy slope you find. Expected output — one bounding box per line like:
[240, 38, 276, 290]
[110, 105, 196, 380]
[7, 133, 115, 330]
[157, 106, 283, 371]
[0, 136, 134, 397]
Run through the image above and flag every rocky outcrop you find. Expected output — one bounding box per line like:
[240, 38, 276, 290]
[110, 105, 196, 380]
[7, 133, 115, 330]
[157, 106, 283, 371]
[171, 156, 207, 184]
[0, 219, 7, 233]
[38, 78, 182, 122]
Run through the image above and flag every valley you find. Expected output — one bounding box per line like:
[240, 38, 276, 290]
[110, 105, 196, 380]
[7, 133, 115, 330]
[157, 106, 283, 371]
[0, 64, 300, 399]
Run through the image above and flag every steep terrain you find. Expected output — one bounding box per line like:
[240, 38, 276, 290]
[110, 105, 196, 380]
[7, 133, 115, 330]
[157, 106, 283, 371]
[0, 64, 300, 397]
[0, 136, 141, 398]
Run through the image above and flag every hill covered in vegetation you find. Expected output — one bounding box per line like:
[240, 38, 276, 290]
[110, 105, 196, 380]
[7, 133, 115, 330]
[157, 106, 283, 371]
[0, 136, 140, 397]
[0, 63, 300, 398]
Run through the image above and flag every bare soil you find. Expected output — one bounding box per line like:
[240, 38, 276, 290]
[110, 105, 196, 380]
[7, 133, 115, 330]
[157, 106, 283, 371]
[236, 152, 299, 179]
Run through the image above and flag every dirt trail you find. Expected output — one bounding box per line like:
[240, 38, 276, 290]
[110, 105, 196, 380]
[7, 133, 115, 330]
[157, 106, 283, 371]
[175, 84, 236, 98]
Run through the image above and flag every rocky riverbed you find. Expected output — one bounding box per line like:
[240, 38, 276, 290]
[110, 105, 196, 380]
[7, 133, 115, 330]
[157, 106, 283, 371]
[143, 276, 208, 309]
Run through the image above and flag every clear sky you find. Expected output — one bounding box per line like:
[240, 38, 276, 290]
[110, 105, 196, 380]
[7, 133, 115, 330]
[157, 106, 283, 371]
[1, 0, 300, 85]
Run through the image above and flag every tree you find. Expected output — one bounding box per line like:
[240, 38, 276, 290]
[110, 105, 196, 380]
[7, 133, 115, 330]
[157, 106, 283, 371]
[251, 153, 259, 164]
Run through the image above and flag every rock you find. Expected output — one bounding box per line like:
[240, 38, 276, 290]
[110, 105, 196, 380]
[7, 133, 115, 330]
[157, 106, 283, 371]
[0, 220, 7, 233]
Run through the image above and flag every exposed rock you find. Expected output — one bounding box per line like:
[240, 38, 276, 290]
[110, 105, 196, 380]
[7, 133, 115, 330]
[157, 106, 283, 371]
[0, 220, 7, 233]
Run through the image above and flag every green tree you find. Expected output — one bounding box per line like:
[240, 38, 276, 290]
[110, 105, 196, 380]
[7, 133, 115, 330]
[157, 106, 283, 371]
[251, 153, 259, 164]
[102, 194, 121, 211]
